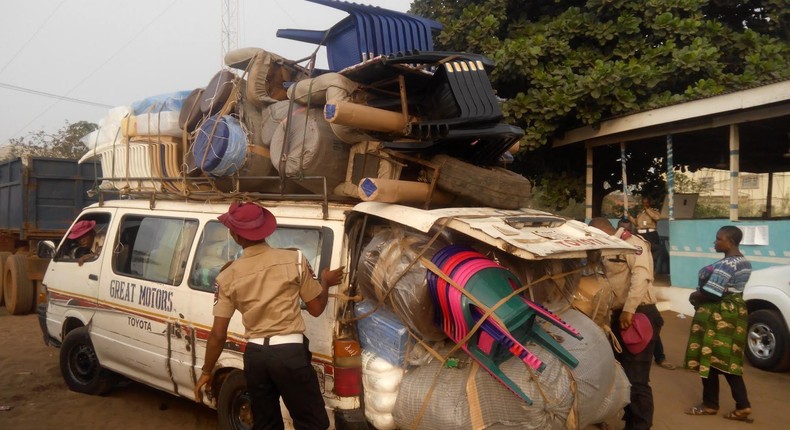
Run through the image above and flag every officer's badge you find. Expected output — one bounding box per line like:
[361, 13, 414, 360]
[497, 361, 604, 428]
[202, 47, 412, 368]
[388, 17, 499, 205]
[635, 246, 643, 255]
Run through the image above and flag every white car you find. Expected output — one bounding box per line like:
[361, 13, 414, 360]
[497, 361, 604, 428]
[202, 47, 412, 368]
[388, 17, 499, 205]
[743, 264, 790, 372]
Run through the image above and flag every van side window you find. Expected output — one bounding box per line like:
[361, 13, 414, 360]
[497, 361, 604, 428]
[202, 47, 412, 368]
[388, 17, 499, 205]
[55, 213, 112, 264]
[189, 221, 242, 292]
[268, 227, 323, 273]
[188, 223, 324, 292]
[113, 215, 198, 285]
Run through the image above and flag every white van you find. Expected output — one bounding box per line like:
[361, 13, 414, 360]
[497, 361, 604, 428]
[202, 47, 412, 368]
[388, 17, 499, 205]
[38, 198, 633, 429]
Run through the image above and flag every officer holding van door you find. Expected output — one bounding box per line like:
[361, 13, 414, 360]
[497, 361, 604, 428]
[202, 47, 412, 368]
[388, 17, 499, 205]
[195, 202, 343, 430]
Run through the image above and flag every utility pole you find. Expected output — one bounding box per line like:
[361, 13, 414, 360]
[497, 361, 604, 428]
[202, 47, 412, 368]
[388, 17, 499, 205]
[221, 0, 239, 67]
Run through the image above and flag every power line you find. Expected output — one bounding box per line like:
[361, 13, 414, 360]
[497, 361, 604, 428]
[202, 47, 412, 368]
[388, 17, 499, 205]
[7, 0, 179, 139]
[0, 0, 67, 76]
[0, 82, 113, 108]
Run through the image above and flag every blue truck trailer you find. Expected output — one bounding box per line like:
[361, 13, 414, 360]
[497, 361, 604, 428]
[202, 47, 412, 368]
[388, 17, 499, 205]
[0, 157, 100, 314]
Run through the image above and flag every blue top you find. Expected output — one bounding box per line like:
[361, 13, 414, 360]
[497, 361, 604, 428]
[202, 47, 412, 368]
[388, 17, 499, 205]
[699, 255, 752, 297]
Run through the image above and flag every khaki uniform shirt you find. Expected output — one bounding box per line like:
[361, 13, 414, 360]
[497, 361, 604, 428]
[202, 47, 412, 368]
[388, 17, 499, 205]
[629, 208, 661, 230]
[213, 243, 322, 338]
[601, 230, 657, 314]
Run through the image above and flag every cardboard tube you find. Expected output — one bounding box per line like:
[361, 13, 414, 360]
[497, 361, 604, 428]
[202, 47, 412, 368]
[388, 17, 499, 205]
[358, 178, 454, 205]
[324, 101, 407, 134]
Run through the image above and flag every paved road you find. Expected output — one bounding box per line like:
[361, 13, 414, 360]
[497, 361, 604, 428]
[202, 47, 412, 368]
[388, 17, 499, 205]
[1, 308, 787, 429]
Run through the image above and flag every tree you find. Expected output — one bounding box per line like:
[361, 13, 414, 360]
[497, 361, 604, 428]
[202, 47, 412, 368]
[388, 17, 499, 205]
[4, 121, 97, 161]
[411, 0, 790, 211]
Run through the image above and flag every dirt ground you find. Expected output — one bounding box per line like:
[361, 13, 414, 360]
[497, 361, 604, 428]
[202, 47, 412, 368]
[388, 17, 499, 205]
[1, 308, 787, 430]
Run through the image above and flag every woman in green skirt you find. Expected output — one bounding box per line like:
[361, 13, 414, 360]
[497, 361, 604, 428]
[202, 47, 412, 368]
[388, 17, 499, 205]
[684, 226, 753, 423]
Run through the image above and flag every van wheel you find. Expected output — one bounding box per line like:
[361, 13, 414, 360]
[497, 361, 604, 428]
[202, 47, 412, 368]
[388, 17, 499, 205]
[218, 370, 253, 430]
[746, 309, 790, 372]
[60, 327, 113, 395]
[0, 251, 11, 306]
[3, 254, 34, 315]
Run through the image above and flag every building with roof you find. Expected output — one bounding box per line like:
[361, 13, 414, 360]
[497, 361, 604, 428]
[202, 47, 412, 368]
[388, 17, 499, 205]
[552, 79, 790, 290]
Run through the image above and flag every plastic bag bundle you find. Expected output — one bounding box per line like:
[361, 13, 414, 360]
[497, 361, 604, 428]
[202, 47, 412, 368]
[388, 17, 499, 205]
[269, 107, 349, 195]
[356, 226, 447, 342]
[392, 308, 629, 430]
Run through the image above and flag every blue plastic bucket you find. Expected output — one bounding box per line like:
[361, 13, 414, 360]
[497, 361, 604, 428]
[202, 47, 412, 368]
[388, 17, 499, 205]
[193, 115, 247, 176]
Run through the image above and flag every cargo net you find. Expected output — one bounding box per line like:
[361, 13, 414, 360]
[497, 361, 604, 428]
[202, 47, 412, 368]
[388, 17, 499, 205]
[351, 224, 627, 430]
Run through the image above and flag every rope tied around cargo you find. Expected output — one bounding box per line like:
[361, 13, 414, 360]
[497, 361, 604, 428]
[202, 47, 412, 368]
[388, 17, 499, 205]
[345, 218, 586, 428]
[341, 217, 454, 324]
[412, 257, 588, 429]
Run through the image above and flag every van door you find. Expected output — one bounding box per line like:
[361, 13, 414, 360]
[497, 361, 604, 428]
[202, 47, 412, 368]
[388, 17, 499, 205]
[168, 219, 243, 392]
[44, 210, 114, 341]
[170, 220, 338, 395]
[90, 212, 198, 394]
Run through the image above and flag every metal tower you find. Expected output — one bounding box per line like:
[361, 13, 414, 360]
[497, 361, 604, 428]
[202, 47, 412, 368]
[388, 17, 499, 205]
[221, 0, 239, 66]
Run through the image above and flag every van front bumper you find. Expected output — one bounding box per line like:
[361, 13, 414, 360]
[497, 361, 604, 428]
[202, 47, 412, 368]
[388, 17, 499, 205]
[37, 303, 60, 347]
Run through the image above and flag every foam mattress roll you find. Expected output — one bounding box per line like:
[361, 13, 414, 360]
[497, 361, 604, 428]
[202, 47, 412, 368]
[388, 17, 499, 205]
[288, 72, 359, 105]
[324, 102, 407, 134]
[358, 178, 453, 205]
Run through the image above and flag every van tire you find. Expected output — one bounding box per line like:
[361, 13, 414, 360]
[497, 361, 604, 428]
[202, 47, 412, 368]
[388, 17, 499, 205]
[0, 251, 11, 306]
[217, 370, 252, 430]
[60, 327, 113, 395]
[3, 254, 33, 315]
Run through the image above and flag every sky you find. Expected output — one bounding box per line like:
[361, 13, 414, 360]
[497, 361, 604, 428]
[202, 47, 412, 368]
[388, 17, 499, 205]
[0, 0, 411, 146]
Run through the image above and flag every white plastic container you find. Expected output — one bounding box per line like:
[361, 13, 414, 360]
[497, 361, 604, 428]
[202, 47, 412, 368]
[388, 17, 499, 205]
[121, 111, 182, 137]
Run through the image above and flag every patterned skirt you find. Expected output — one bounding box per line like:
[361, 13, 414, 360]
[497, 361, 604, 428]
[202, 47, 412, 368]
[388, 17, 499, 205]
[684, 294, 748, 377]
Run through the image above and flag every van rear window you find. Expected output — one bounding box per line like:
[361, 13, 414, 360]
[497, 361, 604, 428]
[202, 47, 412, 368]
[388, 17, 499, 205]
[113, 215, 198, 285]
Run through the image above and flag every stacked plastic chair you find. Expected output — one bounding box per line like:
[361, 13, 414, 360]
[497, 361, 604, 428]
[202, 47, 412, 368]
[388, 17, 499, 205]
[426, 245, 583, 404]
[276, 0, 442, 71]
[278, 0, 524, 165]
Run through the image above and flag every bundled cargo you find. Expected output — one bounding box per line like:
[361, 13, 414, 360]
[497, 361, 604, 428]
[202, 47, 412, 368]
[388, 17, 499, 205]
[392, 309, 629, 430]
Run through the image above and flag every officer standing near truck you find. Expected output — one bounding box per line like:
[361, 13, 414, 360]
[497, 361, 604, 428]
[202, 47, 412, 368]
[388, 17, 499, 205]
[195, 202, 344, 430]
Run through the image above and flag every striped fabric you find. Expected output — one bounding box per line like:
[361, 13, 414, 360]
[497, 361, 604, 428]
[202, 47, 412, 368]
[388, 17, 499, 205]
[698, 256, 752, 297]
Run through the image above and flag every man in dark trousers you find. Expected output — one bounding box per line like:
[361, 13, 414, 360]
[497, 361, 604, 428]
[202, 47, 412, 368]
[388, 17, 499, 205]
[590, 217, 663, 430]
[195, 202, 344, 430]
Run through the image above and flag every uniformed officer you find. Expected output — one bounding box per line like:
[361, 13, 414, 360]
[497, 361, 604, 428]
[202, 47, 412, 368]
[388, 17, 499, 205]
[589, 217, 662, 430]
[195, 202, 344, 430]
[628, 197, 661, 247]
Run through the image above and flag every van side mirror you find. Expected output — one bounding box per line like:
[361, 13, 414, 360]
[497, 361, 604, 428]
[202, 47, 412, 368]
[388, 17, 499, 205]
[37, 240, 56, 259]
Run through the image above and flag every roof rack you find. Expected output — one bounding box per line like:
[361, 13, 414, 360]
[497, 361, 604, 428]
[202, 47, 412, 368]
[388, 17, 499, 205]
[91, 174, 348, 219]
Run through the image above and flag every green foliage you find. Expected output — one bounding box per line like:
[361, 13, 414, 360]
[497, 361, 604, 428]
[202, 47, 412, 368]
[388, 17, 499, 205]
[411, 0, 790, 211]
[672, 170, 701, 193]
[531, 171, 586, 212]
[3, 121, 97, 161]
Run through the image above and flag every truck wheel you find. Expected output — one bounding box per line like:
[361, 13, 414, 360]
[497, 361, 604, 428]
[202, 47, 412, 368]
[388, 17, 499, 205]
[60, 326, 113, 395]
[746, 309, 790, 372]
[0, 251, 11, 306]
[3, 254, 34, 315]
[217, 370, 253, 430]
